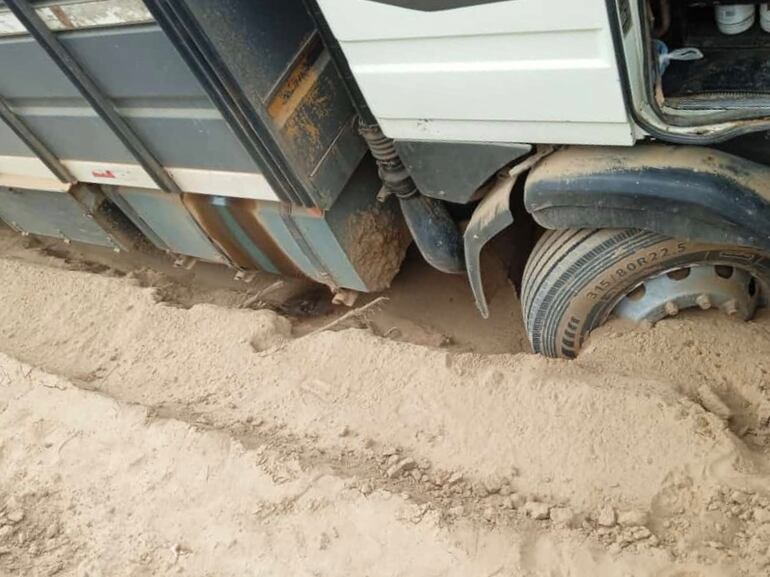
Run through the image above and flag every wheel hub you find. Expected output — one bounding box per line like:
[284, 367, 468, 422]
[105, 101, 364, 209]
[613, 264, 760, 324]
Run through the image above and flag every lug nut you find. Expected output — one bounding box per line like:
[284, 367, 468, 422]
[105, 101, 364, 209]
[696, 294, 712, 310]
[664, 301, 680, 316]
[722, 299, 739, 316]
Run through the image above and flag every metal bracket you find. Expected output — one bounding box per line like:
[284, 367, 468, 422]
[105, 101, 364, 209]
[4, 0, 180, 193]
[173, 254, 198, 270]
[464, 146, 555, 318]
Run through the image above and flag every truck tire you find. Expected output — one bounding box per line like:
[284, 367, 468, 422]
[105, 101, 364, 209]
[521, 228, 770, 358]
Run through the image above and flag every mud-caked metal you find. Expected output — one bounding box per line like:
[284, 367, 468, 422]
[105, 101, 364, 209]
[0, 0, 407, 293]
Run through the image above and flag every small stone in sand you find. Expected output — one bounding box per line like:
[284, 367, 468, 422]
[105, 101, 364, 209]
[5, 510, 23, 524]
[618, 510, 648, 527]
[386, 457, 416, 479]
[597, 505, 617, 528]
[550, 507, 576, 527]
[523, 501, 551, 520]
[446, 472, 463, 486]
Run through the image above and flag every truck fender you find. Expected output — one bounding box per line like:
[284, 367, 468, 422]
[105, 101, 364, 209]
[524, 145, 770, 253]
[464, 146, 554, 317]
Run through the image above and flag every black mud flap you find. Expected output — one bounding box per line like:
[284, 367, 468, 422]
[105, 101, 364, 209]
[463, 174, 517, 318]
[464, 146, 553, 317]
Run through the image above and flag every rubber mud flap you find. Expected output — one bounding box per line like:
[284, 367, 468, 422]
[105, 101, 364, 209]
[463, 173, 516, 318]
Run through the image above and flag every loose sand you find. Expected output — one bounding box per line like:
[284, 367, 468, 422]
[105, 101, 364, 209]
[0, 231, 767, 576]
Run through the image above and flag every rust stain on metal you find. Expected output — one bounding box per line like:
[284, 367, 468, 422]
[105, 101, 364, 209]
[228, 198, 305, 278]
[265, 33, 345, 183]
[267, 37, 323, 126]
[182, 193, 305, 278]
[49, 6, 75, 29]
[0, 1, 155, 36]
[268, 51, 336, 177]
[182, 194, 256, 270]
[283, 81, 329, 152]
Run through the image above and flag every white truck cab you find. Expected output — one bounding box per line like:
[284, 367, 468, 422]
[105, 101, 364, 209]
[317, 0, 637, 146]
[318, 0, 770, 144]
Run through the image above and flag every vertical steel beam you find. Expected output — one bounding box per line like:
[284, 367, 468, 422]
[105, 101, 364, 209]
[142, 0, 310, 206]
[4, 0, 180, 193]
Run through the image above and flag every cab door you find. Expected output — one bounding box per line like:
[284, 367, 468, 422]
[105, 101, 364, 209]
[316, 0, 635, 145]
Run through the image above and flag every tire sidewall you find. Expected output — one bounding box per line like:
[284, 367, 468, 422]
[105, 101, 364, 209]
[544, 237, 770, 357]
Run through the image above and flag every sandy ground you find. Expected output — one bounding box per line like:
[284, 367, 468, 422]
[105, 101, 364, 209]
[0, 230, 769, 577]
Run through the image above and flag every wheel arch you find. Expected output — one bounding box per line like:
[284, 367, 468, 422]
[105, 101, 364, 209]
[524, 144, 770, 253]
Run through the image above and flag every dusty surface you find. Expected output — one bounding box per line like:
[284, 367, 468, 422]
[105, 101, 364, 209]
[0, 229, 769, 576]
[345, 207, 411, 292]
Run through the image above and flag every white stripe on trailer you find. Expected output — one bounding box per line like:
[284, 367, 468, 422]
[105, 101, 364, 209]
[62, 160, 281, 202]
[0, 155, 280, 201]
[0, 154, 70, 192]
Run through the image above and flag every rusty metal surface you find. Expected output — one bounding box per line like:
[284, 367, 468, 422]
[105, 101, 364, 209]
[180, 187, 403, 293]
[269, 47, 367, 208]
[182, 193, 304, 277]
[227, 198, 306, 278]
[0, 0, 153, 36]
[177, 0, 366, 209]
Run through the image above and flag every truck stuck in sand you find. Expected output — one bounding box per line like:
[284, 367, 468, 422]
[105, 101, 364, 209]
[1, 0, 770, 357]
